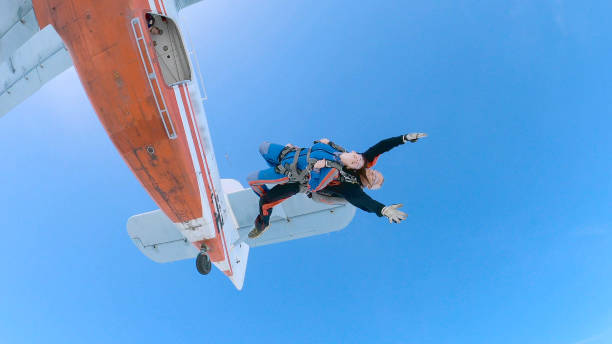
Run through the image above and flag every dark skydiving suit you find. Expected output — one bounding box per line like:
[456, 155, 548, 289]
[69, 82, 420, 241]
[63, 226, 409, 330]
[252, 135, 409, 226]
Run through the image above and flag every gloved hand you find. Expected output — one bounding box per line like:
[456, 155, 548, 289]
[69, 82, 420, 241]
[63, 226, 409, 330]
[403, 132, 427, 143]
[381, 204, 408, 223]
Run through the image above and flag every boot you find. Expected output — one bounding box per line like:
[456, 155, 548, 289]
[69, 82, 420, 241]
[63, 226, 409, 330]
[248, 214, 270, 239]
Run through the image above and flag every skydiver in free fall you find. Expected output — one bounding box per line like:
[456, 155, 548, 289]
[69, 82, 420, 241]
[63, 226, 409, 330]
[246, 133, 427, 238]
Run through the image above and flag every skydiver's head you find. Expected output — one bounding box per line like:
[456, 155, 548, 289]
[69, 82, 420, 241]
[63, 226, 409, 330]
[339, 151, 365, 169]
[361, 169, 384, 190]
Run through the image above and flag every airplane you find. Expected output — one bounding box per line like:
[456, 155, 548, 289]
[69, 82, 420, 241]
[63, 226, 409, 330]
[1, 0, 356, 289]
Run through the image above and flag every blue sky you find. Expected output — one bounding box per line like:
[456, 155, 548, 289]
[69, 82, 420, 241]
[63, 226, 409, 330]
[1, 0, 612, 343]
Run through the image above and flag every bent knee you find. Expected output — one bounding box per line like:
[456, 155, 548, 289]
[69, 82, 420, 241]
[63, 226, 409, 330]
[259, 141, 271, 156]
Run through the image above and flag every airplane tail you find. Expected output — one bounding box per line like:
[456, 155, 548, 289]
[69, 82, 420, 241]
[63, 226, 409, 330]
[127, 179, 355, 290]
[127, 208, 250, 290]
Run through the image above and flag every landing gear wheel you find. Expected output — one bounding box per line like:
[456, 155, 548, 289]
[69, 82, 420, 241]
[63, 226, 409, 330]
[196, 252, 211, 275]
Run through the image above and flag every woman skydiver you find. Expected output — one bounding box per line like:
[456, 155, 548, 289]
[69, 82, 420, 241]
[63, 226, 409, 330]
[246, 133, 427, 238]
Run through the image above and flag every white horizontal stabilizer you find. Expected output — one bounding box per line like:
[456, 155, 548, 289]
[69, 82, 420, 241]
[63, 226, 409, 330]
[127, 206, 251, 290]
[126, 179, 355, 289]
[127, 210, 198, 263]
[226, 188, 357, 247]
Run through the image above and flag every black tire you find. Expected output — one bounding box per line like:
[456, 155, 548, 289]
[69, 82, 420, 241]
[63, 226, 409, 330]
[196, 253, 212, 275]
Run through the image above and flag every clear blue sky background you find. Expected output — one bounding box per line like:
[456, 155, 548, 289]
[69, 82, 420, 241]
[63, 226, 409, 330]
[1, 0, 611, 343]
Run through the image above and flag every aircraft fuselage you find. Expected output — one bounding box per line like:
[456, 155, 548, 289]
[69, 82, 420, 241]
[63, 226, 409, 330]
[32, 0, 235, 275]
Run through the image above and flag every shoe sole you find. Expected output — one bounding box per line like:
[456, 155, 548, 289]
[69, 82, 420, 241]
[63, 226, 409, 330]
[248, 225, 270, 239]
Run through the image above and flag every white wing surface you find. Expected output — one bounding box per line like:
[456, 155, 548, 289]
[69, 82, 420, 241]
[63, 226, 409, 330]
[127, 187, 356, 259]
[127, 210, 200, 263]
[126, 181, 355, 289]
[1, 0, 39, 61]
[1, 1, 73, 118]
[227, 188, 357, 247]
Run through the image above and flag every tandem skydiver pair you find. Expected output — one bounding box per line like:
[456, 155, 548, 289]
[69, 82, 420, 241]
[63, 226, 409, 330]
[245, 133, 427, 238]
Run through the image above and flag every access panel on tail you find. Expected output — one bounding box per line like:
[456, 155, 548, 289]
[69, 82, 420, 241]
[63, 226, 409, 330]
[127, 179, 356, 289]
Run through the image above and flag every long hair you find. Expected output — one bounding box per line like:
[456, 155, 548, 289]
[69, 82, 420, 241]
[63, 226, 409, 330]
[355, 166, 368, 186]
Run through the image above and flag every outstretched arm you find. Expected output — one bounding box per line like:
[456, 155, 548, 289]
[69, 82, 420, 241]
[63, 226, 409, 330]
[362, 133, 427, 167]
[323, 183, 385, 216]
[321, 183, 407, 223]
[362, 136, 404, 165]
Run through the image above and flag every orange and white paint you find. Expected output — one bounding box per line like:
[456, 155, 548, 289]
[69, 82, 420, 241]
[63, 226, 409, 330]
[31, 0, 240, 279]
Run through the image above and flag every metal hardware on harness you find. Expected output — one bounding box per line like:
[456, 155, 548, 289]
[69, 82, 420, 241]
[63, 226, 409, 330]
[275, 145, 361, 185]
[294, 148, 312, 182]
[317, 158, 360, 185]
[338, 170, 360, 184]
[323, 159, 344, 170]
[274, 147, 314, 184]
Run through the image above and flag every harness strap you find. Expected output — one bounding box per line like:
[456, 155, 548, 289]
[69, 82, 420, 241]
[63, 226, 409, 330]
[275, 144, 359, 186]
[313, 140, 347, 153]
[295, 148, 312, 182]
[275, 147, 311, 183]
[278, 146, 294, 163]
[275, 146, 298, 177]
[288, 148, 302, 181]
[328, 141, 347, 153]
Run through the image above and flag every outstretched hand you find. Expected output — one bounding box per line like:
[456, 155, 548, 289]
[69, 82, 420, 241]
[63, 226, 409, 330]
[403, 133, 427, 143]
[382, 204, 408, 223]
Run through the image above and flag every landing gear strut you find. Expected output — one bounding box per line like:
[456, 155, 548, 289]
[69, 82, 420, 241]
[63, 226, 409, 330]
[196, 245, 211, 275]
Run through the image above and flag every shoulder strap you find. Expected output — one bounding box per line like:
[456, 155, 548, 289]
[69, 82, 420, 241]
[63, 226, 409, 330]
[275, 148, 312, 184]
[328, 141, 347, 152]
[295, 148, 312, 183]
[289, 147, 302, 176]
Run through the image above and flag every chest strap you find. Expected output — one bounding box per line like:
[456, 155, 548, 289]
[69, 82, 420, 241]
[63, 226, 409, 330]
[275, 148, 314, 184]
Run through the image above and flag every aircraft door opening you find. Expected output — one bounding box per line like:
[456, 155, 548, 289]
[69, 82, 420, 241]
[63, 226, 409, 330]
[146, 13, 192, 86]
